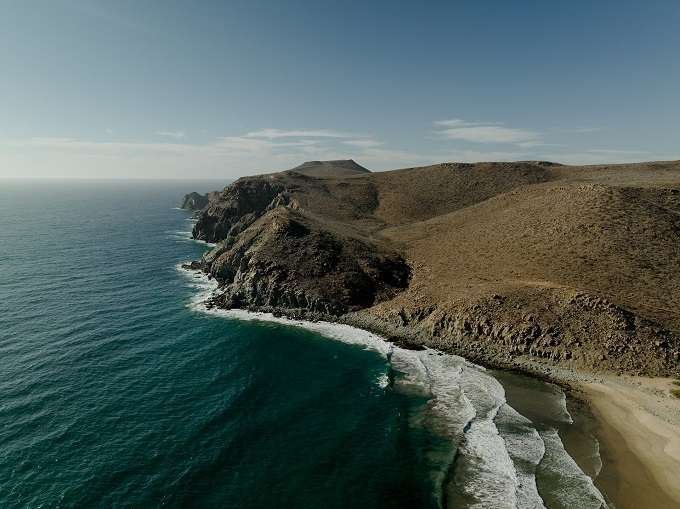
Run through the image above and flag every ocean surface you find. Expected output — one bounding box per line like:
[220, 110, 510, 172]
[0, 180, 608, 508]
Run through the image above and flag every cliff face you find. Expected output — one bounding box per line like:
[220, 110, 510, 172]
[204, 208, 410, 315]
[193, 178, 287, 242]
[180, 191, 220, 213]
[187, 159, 680, 377]
[359, 286, 679, 376]
[190, 163, 410, 315]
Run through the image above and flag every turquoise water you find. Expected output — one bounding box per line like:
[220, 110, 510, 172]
[0, 180, 609, 508]
[0, 180, 446, 508]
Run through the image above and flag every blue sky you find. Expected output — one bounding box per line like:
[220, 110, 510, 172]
[1, 0, 679, 178]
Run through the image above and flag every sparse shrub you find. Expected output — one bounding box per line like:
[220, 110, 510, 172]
[671, 388, 680, 399]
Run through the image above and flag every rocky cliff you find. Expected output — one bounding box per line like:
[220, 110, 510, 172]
[186, 159, 680, 377]
[188, 162, 410, 315]
[179, 190, 220, 213]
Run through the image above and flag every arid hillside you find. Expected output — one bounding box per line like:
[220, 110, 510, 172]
[187, 159, 680, 376]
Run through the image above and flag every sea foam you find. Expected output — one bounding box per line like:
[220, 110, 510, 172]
[169, 210, 216, 247]
[178, 264, 607, 508]
[495, 404, 546, 509]
[538, 429, 607, 508]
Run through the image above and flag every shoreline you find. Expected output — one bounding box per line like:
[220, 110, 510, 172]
[179, 265, 606, 506]
[180, 262, 679, 508]
[576, 376, 680, 509]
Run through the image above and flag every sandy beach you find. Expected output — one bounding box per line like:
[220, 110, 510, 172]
[579, 376, 680, 508]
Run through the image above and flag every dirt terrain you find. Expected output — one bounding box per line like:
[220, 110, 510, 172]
[185, 159, 680, 376]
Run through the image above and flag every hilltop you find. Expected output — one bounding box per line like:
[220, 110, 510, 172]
[286, 159, 371, 177]
[186, 159, 680, 377]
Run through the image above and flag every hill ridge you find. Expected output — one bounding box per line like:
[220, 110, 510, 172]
[287, 159, 371, 177]
[187, 159, 680, 377]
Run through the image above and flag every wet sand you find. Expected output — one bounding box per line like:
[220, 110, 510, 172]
[580, 377, 680, 508]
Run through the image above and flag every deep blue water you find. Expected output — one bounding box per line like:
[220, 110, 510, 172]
[0, 180, 613, 509]
[0, 180, 446, 508]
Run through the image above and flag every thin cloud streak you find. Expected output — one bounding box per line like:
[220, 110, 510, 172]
[341, 139, 383, 148]
[2, 120, 676, 179]
[587, 149, 649, 155]
[245, 128, 355, 139]
[156, 130, 186, 139]
[434, 119, 539, 144]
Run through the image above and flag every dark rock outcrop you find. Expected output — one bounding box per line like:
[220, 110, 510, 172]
[180, 192, 209, 211]
[180, 191, 220, 212]
[193, 177, 287, 242]
[206, 208, 410, 315]
[361, 288, 680, 376]
[190, 165, 409, 316]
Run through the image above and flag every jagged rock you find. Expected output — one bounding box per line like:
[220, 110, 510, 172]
[180, 191, 220, 212]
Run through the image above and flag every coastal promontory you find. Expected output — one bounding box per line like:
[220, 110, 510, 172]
[186, 159, 680, 378]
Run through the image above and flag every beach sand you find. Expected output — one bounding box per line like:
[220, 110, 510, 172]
[580, 376, 680, 508]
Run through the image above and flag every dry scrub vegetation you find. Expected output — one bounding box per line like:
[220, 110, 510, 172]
[192, 159, 680, 376]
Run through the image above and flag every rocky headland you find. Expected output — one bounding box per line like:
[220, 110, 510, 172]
[184, 159, 680, 378]
[179, 190, 220, 214]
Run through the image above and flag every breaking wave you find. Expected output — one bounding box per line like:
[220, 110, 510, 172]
[178, 265, 607, 508]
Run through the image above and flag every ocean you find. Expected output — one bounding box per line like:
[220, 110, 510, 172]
[0, 180, 608, 508]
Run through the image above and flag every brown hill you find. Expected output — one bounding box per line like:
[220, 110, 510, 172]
[189, 160, 680, 376]
[286, 159, 370, 178]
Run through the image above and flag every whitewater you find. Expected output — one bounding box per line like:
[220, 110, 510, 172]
[179, 260, 608, 509]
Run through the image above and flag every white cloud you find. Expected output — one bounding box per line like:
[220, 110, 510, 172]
[0, 133, 429, 176]
[587, 149, 649, 155]
[517, 141, 563, 149]
[341, 139, 383, 148]
[212, 136, 276, 153]
[214, 136, 323, 153]
[3, 123, 672, 179]
[0, 131, 367, 178]
[442, 125, 538, 143]
[555, 127, 603, 134]
[2, 137, 195, 154]
[431, 119, 674, 164]
[434, 119, 501, 128]
[156, 130, 185, 139]
[245, 128, 354, 139]
[0, 136, 315, 179]
[434, 119, 468, 127]
[435, 118, 539, 144]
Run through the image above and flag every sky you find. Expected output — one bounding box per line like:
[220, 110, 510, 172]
[1, 0, 679, 179]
